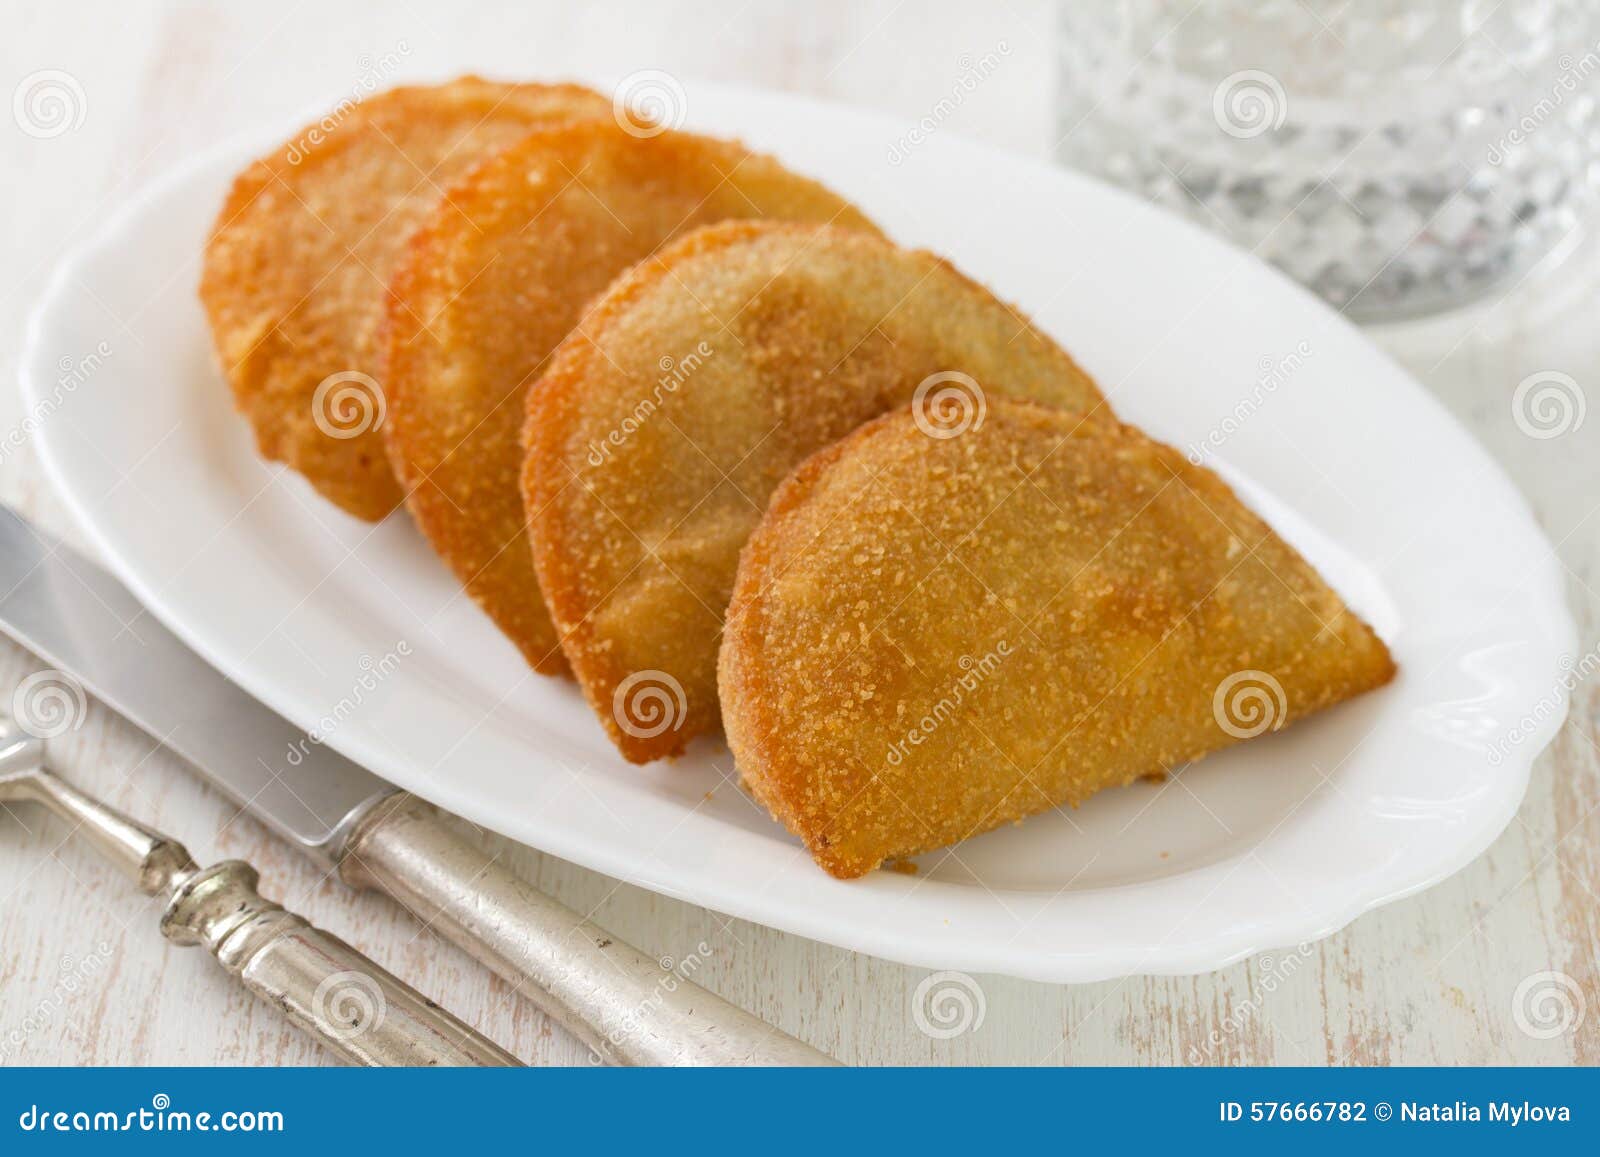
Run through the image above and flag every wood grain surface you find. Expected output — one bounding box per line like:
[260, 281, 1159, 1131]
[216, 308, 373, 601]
[1, 0, 1596, 1066]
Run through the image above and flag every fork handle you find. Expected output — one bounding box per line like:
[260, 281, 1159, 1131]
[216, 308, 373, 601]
[161, 860, 520, 1067]
[339, 793, 838, 1066]
[19, 768, 517, 1067]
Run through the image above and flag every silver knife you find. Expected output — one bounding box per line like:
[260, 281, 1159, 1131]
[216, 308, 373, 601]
[0, 504, 835, 1066]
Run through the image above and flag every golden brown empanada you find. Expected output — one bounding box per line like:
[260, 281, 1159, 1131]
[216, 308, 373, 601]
[385, 124, 875, 672]
[200, 78, 609, 520]
[719, 399, 1396, 878]
[525, 222, 1106, 761]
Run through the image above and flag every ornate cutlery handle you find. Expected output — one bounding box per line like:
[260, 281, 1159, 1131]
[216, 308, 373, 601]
[8, 763, 518, 1067]
[340, 794, 838, 1066]
[161, 859, 518, 1067]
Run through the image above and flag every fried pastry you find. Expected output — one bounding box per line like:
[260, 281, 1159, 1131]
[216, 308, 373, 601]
[384, 123, 875, 673]
[524, 221, 1106, 762]
[200, 77, 609, 519]
[719, 399, 1396, 878]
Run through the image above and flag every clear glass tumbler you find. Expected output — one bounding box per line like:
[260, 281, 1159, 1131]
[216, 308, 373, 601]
[1056, 0, 1600, 320]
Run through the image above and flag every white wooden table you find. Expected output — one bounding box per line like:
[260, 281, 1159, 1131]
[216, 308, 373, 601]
[2, 0, 1596, 1067]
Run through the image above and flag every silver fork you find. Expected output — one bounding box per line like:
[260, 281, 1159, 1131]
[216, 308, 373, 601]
[0, 716, 519, 1066]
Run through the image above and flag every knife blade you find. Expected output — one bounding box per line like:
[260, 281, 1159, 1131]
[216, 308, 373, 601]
[0, 503, 837, 1065]
[0, 504, 386, 860]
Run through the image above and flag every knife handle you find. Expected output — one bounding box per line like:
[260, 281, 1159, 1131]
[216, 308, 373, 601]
[162, 860, 521, 1068]
[339, 793, 838, 1066]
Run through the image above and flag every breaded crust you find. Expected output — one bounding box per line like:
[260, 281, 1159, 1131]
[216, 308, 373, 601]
[524, 221, 1107, 763]
[719, 400, 1397, 878]
[199, 77, 608, 520]
[384, 121, 874, 673]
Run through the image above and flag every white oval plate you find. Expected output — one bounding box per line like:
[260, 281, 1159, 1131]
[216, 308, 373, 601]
[21, 79, 1575, 982]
